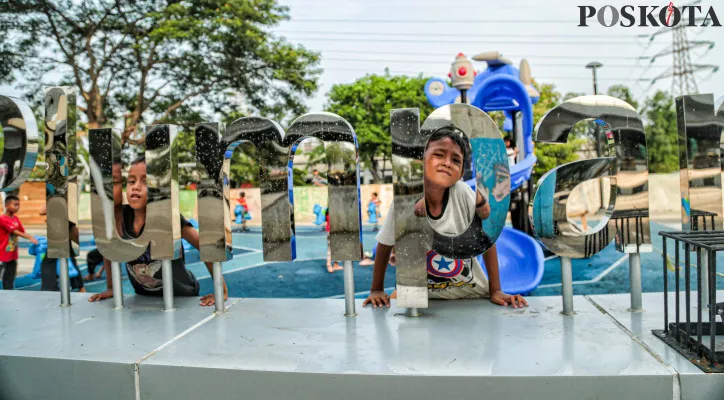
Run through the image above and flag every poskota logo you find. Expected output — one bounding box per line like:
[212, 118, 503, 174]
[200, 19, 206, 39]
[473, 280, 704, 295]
[578, 4, 721, 27]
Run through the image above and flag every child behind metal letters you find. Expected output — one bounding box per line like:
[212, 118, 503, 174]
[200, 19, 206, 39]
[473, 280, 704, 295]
[89, 156, 227, 306]
[363, 128, 527, 308]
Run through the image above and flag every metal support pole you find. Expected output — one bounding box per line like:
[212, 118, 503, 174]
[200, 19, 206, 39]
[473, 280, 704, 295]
[59, 258, 71, 307]
[213, 261, 225, 314]
[343, 260, 356, 317]
[629, 253, 643, 312]
[162, 259, 174, 311]
[406, 308, 421, 317]
[111, 261, 124, 309]
[561, 257, 575, 315]
[701, 251, 709, 308]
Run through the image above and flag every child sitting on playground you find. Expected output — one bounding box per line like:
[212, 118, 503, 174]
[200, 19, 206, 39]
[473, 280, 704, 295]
[89, 156, 228, 306]
[363, 128, 527, 308]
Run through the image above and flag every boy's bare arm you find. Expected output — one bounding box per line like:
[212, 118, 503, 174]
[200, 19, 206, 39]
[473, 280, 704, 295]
[12, 230, 38, 244]
[363, 243, 393, 308]
[88, 259, 114, 302]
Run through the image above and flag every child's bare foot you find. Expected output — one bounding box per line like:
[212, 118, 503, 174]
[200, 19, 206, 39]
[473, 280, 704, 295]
[327, 263, 335, 273]
[359, 257, 374, 266]
[333, 262, 343, 271]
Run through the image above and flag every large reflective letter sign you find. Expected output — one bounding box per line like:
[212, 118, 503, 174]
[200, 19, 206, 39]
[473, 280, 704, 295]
[45, 87, 78, 259]
[391, 104, 510, 309]
[284, 112, 362, 261]
[532, 95, 649, 258]
[677, 94, 723, 232]
[195, 117, 292, 262]
[0, 96, 39, 191]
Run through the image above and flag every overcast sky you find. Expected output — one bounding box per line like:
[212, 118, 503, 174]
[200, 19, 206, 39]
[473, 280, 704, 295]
[276, 0, 723, 110]
[1, 0, 722, 113]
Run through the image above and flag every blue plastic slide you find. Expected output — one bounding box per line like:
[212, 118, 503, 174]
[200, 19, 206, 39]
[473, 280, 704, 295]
[477, 226, 544, 295]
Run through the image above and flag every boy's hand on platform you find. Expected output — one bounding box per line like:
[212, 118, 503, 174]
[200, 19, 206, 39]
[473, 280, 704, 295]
[88, 290, 113, 302]
[199, 286, 228, 307]
[490, 290, 528, 309]
[363, 290, 390, 308]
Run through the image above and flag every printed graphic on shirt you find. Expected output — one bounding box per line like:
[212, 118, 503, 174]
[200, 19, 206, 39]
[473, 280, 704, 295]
[427, 249, 476, 290]
[5, 233, 17, 253]
[126, 259, 163, 291]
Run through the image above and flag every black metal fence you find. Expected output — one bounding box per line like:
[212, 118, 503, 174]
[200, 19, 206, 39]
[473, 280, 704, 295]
[653, 229, 723, 373]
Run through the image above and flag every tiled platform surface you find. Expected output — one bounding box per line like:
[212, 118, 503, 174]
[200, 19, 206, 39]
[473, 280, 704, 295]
[1, 290, 721, 400]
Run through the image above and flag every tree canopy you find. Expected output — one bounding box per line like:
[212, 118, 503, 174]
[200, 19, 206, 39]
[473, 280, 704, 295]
[1, 0, 321, 143]
[324, 72, 434, 183]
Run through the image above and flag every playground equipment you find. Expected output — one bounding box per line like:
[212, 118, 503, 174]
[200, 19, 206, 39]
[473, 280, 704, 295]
[425, 51, 545, 293]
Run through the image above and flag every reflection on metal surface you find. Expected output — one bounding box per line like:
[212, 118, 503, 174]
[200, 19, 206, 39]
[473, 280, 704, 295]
[220, 117, 292, 261]
[678, 94, 723, 232]
[284, 112, 362, 261]
[0, 96, 39, 192]
[195, 122, 232, 262]
[532, 95, 648, 258]
[391, 108, 430, 309]
[88, 125, 182, 261]
[44, 87, 78, 259]
[391, 104, 510, 308]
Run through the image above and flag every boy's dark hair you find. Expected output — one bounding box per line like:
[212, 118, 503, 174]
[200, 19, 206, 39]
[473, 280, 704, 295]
[131, 155, 145, 166]
[240, 192, 246, 197]
[372, 192, 378, 197]
[4, 195, 19, 204]
[425, 127, 471, 169]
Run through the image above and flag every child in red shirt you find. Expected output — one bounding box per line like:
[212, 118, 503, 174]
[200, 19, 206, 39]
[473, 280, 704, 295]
[0, 195, 38, 290]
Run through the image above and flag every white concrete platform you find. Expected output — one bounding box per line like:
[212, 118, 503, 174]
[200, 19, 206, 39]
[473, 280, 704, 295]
[0, 290, 720, 399]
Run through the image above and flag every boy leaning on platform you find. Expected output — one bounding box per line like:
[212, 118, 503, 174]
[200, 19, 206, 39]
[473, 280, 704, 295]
[88, 156, 227, 306]
[363, 128, 527, 309]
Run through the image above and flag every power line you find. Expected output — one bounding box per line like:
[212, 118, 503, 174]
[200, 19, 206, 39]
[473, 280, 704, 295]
[314, 49, 653, 61]
[279, 29, 636, 39]
[289, 18, 574, 24]
[321, 67, 649, 81]
[291, 36, 641, 45]
[320, 57, 668, 68]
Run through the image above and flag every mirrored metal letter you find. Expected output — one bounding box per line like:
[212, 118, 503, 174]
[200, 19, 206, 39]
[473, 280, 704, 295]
[0, 95, 39, 191]
[678, 94, 723, 231]
[88, 125, 182, 261]
[284, 112, 362, 261]
[391, 104, 510, 308]
[45, 87, 78, 258]
[531, 94, 648, 258]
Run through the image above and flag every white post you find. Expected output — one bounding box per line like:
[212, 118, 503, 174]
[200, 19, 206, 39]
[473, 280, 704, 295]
[343, 260, 356, 317]
[213, 261, 225, 314]
[629, 253, 643, 312]
[59, 258, 71, 307]
[111, 261, 123, 309]
[162, 259, 174, 311]
[561, 257, 575, 315]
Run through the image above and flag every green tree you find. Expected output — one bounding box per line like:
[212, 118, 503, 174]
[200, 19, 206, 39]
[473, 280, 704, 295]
[643, 90, 679, 173]
[607, 85, 639, 110]
[2, 0, 320, 142]
[324, 72, 433, 183]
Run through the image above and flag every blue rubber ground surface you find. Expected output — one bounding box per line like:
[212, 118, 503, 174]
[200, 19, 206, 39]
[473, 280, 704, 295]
[12, 221, 724, 299]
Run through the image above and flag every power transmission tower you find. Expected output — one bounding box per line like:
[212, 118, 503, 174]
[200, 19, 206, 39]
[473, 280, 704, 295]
[671, 25, 699, 95]
[645, 3, 718, 96]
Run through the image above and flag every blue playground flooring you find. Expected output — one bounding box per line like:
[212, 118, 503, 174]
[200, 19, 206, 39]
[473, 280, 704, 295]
[12, 222, 724, 299]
